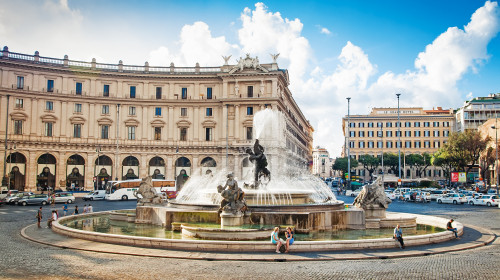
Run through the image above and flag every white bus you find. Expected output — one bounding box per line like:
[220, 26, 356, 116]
[105, 179, 176, 201]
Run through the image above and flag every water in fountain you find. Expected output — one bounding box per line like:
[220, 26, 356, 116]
[175, 109, 338, 205]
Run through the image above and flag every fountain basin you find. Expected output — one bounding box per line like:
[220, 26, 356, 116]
[52, 211, 461, 252]
[181, 225, 270, 240]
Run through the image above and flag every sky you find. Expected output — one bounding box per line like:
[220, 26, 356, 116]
[1, 0, 499, 157]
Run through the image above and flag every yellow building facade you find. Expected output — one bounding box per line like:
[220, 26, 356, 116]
[0, 48, 313, 192]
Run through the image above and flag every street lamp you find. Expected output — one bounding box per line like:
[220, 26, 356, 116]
[2, 94, 11, 187]
[396, 93, 401, 183]
[380, 124, 384, 183]
[347, 97, 351, 190]
[96, 145, 101, 190]
[492, 117, 499, 194]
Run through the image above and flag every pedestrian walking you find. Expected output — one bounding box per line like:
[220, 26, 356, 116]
[87, 204, 93, 213]
[394, 224, 405, 249]
[83, 204, 88, 213]
[447, 219, 459, 238]
[73, 205, 79, 215]
[36, 207, 43, 228]
[62, 203, 68, 216]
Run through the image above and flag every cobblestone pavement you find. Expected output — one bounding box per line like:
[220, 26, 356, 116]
[0, 196, 498, 279]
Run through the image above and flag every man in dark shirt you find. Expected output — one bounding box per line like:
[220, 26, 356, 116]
[447, 219, 459, 238]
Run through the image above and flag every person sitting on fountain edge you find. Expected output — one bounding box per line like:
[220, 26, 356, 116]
[271, 227, 284, 253]
[285, 226, 294, 253]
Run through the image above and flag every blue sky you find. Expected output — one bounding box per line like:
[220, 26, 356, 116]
[1, 0, 499, 156]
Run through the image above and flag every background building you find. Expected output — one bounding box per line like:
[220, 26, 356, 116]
[312, 146, 332, 178]
[455, 93, 500, 132]
[342, 107, 454, 182]
[0, 48, 313, 192]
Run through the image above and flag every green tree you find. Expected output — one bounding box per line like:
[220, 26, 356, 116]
[406, 153, 432, 178]
[479, 146, 496, 186]
[358, 154, 380, 180]
[332, 157, 358, 176]
[442, 131, 491, 173]
[431, 149, 455, 180]
[383, 152, 400, 175]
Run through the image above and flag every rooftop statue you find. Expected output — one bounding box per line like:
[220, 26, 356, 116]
[229, 54, 269, 74]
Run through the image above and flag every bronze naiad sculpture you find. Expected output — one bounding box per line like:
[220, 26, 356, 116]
[245, 139, 271, 189]
[353, 177, 391, 209]
[134, 176, 163, 205]
[217, 173, 248, 214]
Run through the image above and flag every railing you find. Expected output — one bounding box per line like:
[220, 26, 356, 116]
[1, 50, 223, 74]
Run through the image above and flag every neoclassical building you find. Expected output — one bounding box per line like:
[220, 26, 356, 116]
[0, 47, 313, 192]
[312, 147, 332, 178]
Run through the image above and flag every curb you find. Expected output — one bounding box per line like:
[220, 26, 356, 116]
[20, 223, 497, 262]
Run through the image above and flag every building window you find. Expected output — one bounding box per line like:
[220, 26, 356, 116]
[130, 86, 136, 98]
[424, 141, 430, 148]
[181, 88, 187, 99]
[205, 127, 213, 141]
[377, 141, 383, 148]
[247, 107, 253, 115]
[405, 141, 411, 148]
[368, 141, 374, 148]
[386, 141, 392, 148]
[386, 131, 392, 137]
[15, 98, 23, 109]
[75, 103, 82, 113]
[246, 127, 253, 140]
[207, 87, 213, 99]
[444, 130, 449, 137]
[424, 122, 430, 127]
[443, 122, 450, 127]
[434, 141, 440, 148]
[103, 85, 110, 97]
[405, 131, 411, 137]
[14, 120, 22, 135]
[156, 87, 162, 99]
[359, 141, 365, 148]
[359, 131, 365, 137]
[155, 107, 162, 116]
[349, 123, 356, 128]
[73, 124, 82, 138]
[433, 130, 440, 137]
[349, 131, 355, 137]
[129, 106, 136, 116]
[47, 79, 54, 92]
[395, 122, 401, 127]
[349, 142, 355, 148]
[154, 127, 161, 140]
[17, 76, 24, 89]
[414, 122, 420, 127]
[46, 101, 53, 111]
[102, 105, 109, 115]
[368, 131, 374, 137]
[248, 86, 253, 98]
[76, 82, 82, 95]
[358, 122, 365, 128]
[405, 122, 411, 127]
[101, 125, 109, 139]
[44, 122, 53, 137]
[180, 127, 187, 141]
[368, 122, 374, 128]
[423, 130, 429, 137]
[377, 122, 383, 128]
[414, 141, 421, 148]
[206, 108, 213, 117]
[127, 126, 136, 140]
[395, 131, 401, 137]
[433, 122, 440, 127]
[181, 108, 187, 117]
[386, 122, 392, 127]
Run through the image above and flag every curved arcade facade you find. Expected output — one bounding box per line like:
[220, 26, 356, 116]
[0, 47, 313, 192]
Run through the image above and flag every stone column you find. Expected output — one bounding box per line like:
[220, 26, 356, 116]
[60, 101, 67, 137]
[140, 153, 148, 178]
[88, 103, 95, 139]
[234, 105, 240, 140]
[30, 98, 38, 135]
[28, 151, 37, 192]
[168, 106, 174, 140]
[194, 107, 199, 141]
[85, 152, 94, 191]
[57, 151, 67, 190]
[166, 156, 173, 180]
[142, 106, 148, 140]
[222, 105, 228, 140]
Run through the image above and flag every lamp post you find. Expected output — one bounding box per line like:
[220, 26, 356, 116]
[7, 144, 15, 190]
[96, 145, 101, 190]
[2, 94, 11, 187]
[396, 93, 401, 183]
[346, 97, 351, 190]
[380, 124, 384, 183]
[493, 117, 499, 194]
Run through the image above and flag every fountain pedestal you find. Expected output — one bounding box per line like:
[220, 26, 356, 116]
[220, 211, 243, 228]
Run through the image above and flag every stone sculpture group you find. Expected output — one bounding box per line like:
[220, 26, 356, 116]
[134, 176, 163, 205]
[353, 176, 391, 209]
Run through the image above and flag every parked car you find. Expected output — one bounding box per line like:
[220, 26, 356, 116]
[4, 192, 34, 204]
[436, 193, 467, 204]
[468, 195, 499, 206]
[18, 194, 49, 206]
[83, 190, 106, 201]
[385, 191, 397, 200]
[0, 188, 19, 200]
[430, 190, 448, 201]
[403, 191, 430, 203]
[350, 189, 362, 197]
[53, 192, 75, 204]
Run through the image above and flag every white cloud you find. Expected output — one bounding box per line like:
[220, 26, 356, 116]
[320, 27, 331, 35]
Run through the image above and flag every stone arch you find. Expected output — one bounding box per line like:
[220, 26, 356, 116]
[95, 155, 112, 190]
[122, 156, 139, 180]
[66, 154, 85, 190]
[149, 156, 165, 179]
[6, 152, 26, 191]
[175, 157, 191, 190]
[200, 157, 217, 176]
[36, 153, 57, 191]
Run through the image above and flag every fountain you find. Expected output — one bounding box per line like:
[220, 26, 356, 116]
[50, 109, 463, 252]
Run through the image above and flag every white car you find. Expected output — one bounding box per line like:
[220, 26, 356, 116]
[385, 191, 397, 200]
[430, 190, 448, 201]
[437, 193, 467, 204]
[350, 189, 362, 197]
[53, 192, 75, 204]
[83, 190, 106, 201]
[468, 195, 499, 207]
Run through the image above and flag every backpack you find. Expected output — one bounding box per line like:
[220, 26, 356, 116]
[279, 243, 287, 253]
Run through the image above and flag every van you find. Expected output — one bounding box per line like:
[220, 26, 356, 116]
[83, 190, 106, 201]
[430, 190, 447, 201]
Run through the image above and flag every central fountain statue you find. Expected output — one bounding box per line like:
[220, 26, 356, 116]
[245, 139, 271, 189]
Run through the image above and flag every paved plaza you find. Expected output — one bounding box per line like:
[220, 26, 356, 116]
[0, 196, 499, 279]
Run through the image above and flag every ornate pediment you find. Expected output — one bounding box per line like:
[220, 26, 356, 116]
[124, 118, 140, 126]
[242, 119, 253, 126]
[229, 54, 269, 74]
[202, 120, 217, 128]
[97, 117, 113, 125]
[69, 116, 86, 124]
[10, 111, 28, 121]
[176, 120, 191, 128]
[40, 114, 58, 123]
[150, 119, 166, 127]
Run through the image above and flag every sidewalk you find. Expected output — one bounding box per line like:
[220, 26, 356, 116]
[21, 224, 496, 262]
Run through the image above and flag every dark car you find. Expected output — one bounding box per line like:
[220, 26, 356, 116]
[18, 194, 49, 206]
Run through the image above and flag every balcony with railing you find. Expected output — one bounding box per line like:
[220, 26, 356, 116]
[0, 46, 222, 75]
